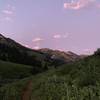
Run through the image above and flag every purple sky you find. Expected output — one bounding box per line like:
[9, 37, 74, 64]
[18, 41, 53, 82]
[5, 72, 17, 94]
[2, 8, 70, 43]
[0, 0, 100, 54]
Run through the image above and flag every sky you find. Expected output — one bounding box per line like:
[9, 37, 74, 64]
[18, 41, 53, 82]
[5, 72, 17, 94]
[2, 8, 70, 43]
[0, 0, 100, 54]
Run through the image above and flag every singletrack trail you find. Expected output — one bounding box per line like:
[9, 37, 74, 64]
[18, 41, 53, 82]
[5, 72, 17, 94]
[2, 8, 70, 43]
[21, 80, 33, 100]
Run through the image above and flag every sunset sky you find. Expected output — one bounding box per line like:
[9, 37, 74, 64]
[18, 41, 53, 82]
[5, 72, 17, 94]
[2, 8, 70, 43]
[0, 0, 100, 54]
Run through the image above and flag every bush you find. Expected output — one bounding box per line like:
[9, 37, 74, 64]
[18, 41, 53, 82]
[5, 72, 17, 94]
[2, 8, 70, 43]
[94, 48, 100, 55]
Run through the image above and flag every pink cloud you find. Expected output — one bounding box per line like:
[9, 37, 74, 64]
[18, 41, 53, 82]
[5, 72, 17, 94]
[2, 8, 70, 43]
[53, 33, 70, 39]
[2, 10, 13, 15]
[33, 46, 40, 50]
[53, 34, 61, 39]
[64, 0, 96, 10]
[24, 45, 29, 48]
[63, 33, 69, 38]
[2, 4, 15, 15]
[1, 4, 15, 22]
[32, 37, 43, 50]
[3, 17, 13, 22]
[32, 37, 44, 42]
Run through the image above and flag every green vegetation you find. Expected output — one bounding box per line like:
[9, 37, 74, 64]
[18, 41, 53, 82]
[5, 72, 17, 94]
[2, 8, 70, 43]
[0, 53, 100, 100]
[0, 42, 56, 74]
[0, 77, 31, 100]
[0, 43, 45, 67]
[0, 60, 33, 86]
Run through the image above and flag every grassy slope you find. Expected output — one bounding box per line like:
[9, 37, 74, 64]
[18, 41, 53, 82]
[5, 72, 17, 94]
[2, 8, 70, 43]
[0, 60, 33, 85]
[1, 55, 100, 100]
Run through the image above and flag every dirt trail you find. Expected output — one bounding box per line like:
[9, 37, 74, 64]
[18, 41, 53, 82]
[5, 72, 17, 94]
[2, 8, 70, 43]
[21, 80, 33, 100]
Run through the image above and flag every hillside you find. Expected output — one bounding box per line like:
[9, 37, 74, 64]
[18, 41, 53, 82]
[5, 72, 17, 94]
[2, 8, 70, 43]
[39, 48, 80, 62]
[0, 34, 45, 66]
[39, 48, 81, 66]
[0, 34, 81, 73]
[0, 60, 33, 86]
[0, 51, 100, 100]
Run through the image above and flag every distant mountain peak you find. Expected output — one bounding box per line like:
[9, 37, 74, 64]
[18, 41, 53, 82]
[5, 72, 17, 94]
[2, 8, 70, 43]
[39, 48, 80, 62]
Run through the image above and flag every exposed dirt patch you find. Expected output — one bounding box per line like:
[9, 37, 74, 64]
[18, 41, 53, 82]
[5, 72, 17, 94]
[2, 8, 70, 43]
[21, 80, 33, 100]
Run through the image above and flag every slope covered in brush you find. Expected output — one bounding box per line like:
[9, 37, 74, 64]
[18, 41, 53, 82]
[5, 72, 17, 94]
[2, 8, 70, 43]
[0, 50, 100, 100]
[0, 60, 33, 86]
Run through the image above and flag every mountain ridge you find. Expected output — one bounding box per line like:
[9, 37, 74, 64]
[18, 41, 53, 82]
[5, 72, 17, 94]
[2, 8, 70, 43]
[39, 48, 80, 62]
[0, 34, 83, 69]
